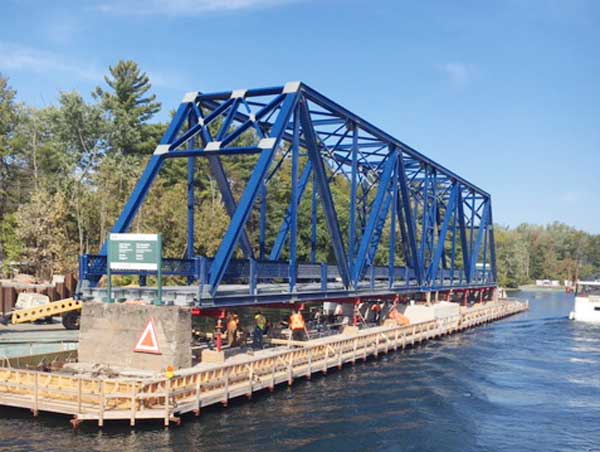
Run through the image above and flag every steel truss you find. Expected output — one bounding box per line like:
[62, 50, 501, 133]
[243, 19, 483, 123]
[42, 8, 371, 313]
[79, 82, 496, 306]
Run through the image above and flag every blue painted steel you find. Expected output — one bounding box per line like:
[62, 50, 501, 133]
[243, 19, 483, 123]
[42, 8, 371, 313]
[469, 201, 490, 282]
[457, 188, 470, 283]
[269, 161, 312, 261]
[259, 183, 267, 260]
[299, 100, 350, 288]
[418, 167, 431, 276]
[191, 100, 254, 258]
[207, 156, 254, 258]
[249, 258, 257, 295]
[394, 165, 411, 274]
[365, 191, 393, 271]
[310, 171, 318, 264]
[216, 98, 240, 140]
[488, 206, 497, 283]
[450, 196, 458, 285]
[187, 113, 195, 263]
[81, 82, 497, 305]
[352, 151, 397, 285]
[207, 92, 298, 294]
[288, 111, 300, 292]
[429, 183, 458, 284]
[388, 161, 398, 288]
[320, 263, 328, 291]
[162, 147, 263, 158]
[348, 124, 358, 270]
[220, 95, 286, 147]
[397, 153, 422, 284]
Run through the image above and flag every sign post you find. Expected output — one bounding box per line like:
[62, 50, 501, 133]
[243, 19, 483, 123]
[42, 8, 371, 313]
[107, 233, 163, 305]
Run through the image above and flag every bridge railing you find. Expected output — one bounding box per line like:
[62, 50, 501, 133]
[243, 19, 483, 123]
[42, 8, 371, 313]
[78, 253, 494, 303]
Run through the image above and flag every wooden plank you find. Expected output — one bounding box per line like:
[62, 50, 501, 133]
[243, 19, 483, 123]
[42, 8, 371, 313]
[130, 385, 137, 427]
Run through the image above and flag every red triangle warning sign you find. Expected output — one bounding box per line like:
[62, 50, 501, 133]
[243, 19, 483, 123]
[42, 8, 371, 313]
[134, 319, 162, 354]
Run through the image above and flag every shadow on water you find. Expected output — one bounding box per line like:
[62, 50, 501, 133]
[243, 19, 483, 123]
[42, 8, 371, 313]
[1, 290, 599, 451]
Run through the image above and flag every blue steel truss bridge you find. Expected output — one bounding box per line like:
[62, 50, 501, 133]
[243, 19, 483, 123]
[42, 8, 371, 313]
[79, 82, 496, 308]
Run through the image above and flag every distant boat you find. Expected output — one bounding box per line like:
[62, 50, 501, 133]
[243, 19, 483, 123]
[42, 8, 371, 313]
[569, 281, 600, 323]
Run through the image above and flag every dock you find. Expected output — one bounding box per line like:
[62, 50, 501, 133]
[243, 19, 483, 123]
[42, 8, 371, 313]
[0, 300, 526, 427]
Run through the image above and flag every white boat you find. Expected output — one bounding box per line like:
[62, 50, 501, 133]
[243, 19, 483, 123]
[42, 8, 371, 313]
[569, 281, 600, 322]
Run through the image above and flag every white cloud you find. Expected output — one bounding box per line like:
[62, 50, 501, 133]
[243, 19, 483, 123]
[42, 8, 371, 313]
[95, 0, 298, 15]
[439, 62, 473, 87]
[0, 42, 103, 82]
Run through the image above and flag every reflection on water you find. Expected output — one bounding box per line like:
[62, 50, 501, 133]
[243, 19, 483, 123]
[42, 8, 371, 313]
[1, 290, 599, 452]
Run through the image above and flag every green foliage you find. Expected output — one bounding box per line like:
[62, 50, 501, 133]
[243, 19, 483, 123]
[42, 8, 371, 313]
[0, 74, 20, 218]
[0, 73, 17, 149]
[15, 189, 76, 278]
[93, 60, 161, 156]
[494, 226, 529, 288]
[494, 222, 598, 287]
[54, 91, 106, 177]
[0, 214, 22, 275]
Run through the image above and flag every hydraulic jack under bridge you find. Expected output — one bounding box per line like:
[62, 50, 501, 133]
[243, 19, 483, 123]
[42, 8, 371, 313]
[79, 82, 497, 308]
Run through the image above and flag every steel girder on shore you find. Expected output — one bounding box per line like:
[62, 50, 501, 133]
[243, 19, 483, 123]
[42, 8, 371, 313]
[79, 82, 496, 306]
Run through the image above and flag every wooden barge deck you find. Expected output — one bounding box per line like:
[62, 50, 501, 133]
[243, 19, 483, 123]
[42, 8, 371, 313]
[0, 300, 527, 427]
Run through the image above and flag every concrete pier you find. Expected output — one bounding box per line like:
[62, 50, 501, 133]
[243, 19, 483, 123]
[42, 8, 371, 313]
[78, 303, 192, 370]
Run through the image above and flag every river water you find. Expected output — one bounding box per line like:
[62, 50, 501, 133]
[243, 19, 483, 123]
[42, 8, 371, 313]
[1, 290, 598, 452]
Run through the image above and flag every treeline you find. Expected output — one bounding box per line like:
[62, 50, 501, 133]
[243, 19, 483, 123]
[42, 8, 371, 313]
[0, 60, 167, 278]
[0, 60, 598, 288]
[495, 223, 600, 287]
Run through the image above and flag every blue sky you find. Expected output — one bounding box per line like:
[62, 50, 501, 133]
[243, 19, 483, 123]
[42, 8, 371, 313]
[1, 0, 599, 232]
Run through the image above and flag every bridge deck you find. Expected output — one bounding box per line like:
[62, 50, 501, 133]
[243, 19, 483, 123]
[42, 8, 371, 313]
[80, 281, 495, 307]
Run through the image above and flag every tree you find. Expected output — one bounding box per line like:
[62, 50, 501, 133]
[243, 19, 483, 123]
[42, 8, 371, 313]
[494, 226, 529, 288]
[0, 74, 19, 219]
[54, 91, 106, 177]
[93, 152, 143, 249]
[53, 92, 106, 254]
[93, 60, 161, 156]
[15, 189, 76, 278]
[0, 214, 22, 276]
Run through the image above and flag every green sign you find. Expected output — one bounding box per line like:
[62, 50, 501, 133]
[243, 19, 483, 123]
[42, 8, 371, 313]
[108, 233, 161, 270]
[106, 233, 162, 305]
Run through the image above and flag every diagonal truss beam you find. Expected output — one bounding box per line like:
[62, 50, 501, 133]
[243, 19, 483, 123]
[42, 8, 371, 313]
[457, 188, 470, 282]
[469, 200, 490, 283]
[429, 183, 459, 284]
[299, 100, 350, 288]
[206, 156, 254, 258]
[352, 150, 398, 285]
[207, 93, 299, 294]
[269, 161, 313, 261]
[397, 152, 422, 284]
[188, 104, 254, 258]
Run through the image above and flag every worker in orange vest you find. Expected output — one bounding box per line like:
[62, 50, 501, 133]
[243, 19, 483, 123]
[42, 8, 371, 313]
[289, 308, 308, 341]
[388, 307, 410, 326]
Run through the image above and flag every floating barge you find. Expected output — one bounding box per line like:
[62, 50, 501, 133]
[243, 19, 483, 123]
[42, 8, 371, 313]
[0, 300, 526, 428]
